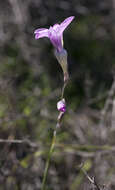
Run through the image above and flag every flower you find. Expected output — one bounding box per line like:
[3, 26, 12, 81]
[34, 16, 74, 52]
[57, 99, 66, 113]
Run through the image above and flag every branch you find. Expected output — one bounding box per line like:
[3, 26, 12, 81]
[0, 138, 37, 148]
[99, 76, 115, 139]
[81, 167, 101, 190]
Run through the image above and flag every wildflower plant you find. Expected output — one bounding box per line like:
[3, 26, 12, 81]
[34, 16, 74, 189]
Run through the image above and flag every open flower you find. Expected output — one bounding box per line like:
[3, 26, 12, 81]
[57, 99, 66, 113]
[34, 16, 74, 52]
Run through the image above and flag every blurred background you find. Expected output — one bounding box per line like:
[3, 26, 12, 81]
[0, 0, 115, 189]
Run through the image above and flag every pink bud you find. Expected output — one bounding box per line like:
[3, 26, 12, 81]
[57, 99, 66, 113]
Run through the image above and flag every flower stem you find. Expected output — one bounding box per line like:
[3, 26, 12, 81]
[42, 82, 67, 190]
[41, 129, 57, 190]
[61, 81, 68, 99]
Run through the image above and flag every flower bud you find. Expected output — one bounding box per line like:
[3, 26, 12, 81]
[57, 98, 66, 112]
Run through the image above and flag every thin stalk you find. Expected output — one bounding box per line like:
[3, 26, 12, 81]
[61, 81, 68, 99]
[41, 129, 57, 190]
[41, 82, 66, 190]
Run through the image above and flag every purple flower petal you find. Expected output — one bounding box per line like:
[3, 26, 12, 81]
[52, 24, 60, 32]
[34, 28, 49, 39]
[34, 28, 47, 34]
[59, 16, 75, 33]
[48, 26, 63, 52]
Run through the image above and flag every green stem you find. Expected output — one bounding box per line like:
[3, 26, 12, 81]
[41, 130, 57, 190]
[61, 82, 67, 99]
[41, 76, 67, 189]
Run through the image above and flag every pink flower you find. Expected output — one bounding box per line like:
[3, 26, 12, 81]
[34, 16, 74, 52]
